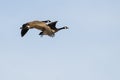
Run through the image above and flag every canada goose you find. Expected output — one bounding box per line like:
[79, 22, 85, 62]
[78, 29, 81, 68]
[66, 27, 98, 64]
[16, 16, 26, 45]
[20, 20, 55, 37]
[39, 21, 69, 37]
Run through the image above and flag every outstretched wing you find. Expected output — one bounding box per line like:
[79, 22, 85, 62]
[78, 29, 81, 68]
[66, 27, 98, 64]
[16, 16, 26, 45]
[21, 28, 29, 37]
[48, 21, 57, 30]
[20, 23, 29, 37]
[42, 20, 51, 23]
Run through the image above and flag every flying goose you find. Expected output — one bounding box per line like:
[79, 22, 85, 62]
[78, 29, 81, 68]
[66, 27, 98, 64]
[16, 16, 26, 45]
[39, 21, 69, 37]
[20, 20, 56, 37]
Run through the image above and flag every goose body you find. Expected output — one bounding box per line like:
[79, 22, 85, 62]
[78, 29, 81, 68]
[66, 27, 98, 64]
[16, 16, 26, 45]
[20, 20, 68, 37]
[20, 20, 55, 37]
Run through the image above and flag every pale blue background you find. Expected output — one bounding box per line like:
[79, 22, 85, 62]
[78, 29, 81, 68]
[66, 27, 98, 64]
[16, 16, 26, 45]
[0, 0, 120, 80]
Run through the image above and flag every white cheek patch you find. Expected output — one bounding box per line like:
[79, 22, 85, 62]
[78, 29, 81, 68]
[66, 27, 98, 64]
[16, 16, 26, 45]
[65, 26, 68, 29]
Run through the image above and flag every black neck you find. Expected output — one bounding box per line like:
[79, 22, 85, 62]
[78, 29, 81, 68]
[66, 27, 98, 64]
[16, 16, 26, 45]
[57, 27, 66, 31]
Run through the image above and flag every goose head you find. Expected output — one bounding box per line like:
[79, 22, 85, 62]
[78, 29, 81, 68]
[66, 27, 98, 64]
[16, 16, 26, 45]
[62, 26, 69, 29]
[56, 26, 69, 32]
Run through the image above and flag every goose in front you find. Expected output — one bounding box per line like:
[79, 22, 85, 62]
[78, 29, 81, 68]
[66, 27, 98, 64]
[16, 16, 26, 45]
[39, 21, 69, 37]
[20, 20, 55, 37]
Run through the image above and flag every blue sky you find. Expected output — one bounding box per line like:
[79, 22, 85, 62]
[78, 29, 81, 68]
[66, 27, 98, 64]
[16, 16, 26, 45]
[0, 0, 120, 80]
